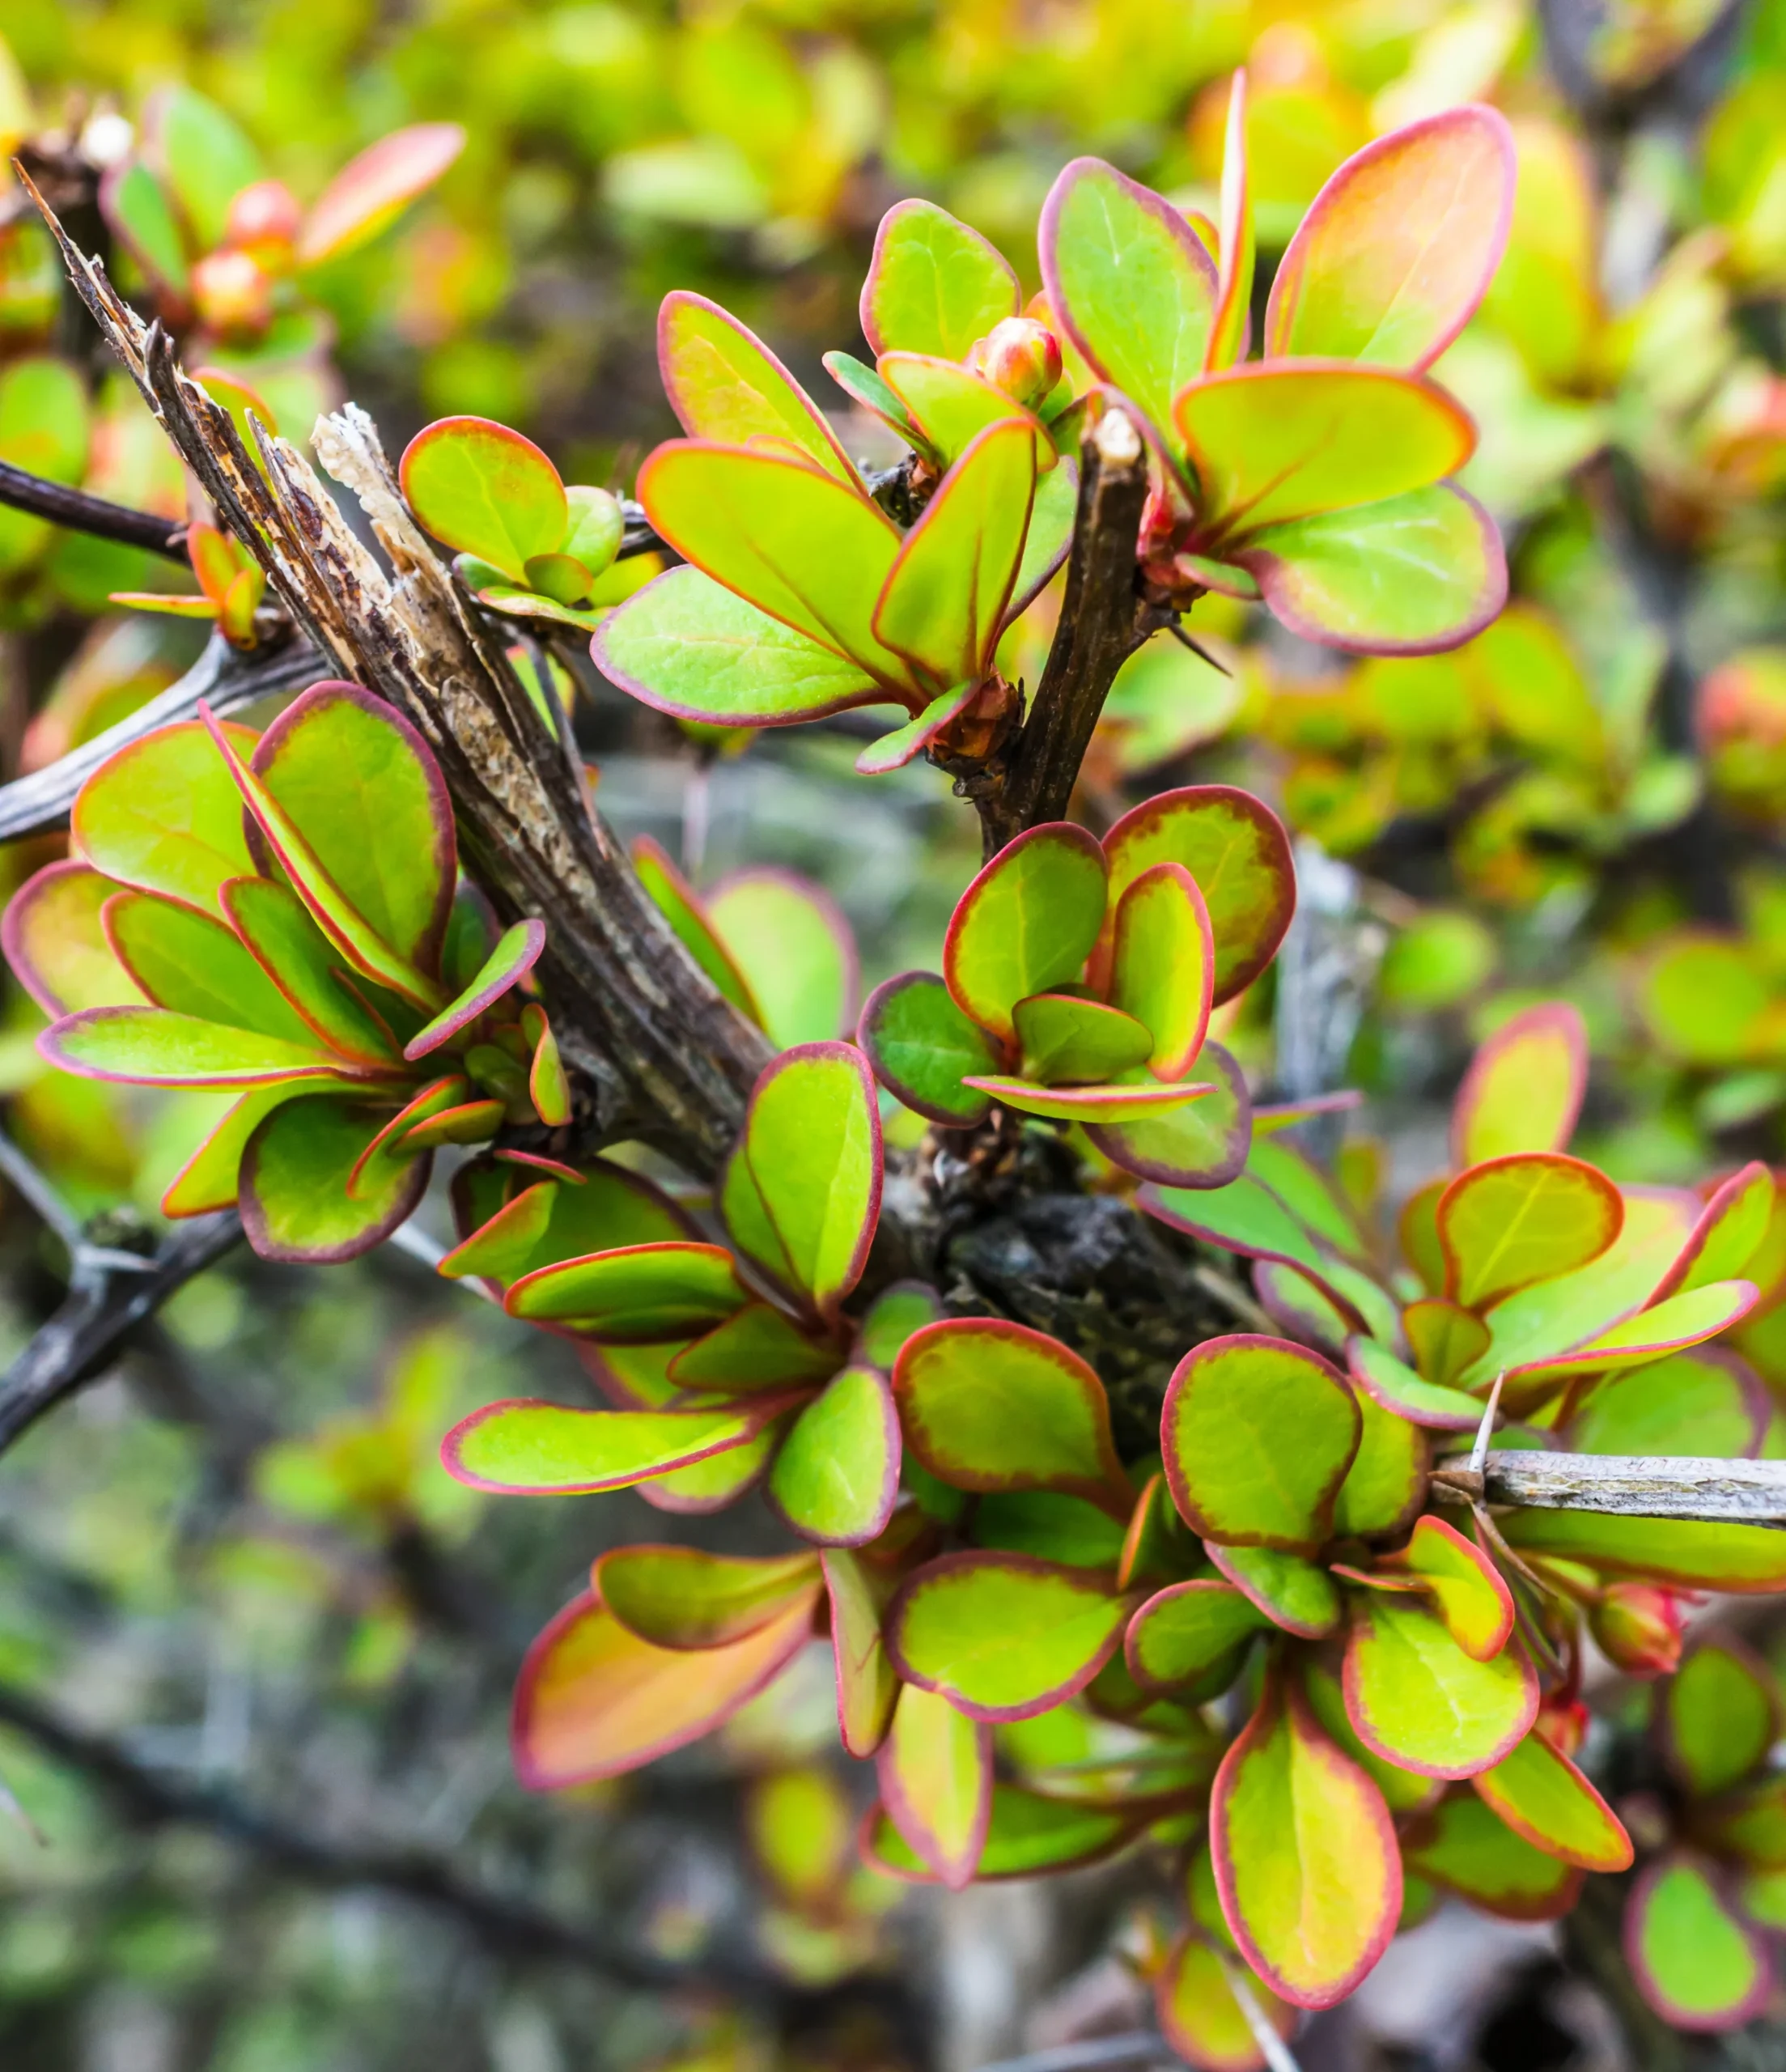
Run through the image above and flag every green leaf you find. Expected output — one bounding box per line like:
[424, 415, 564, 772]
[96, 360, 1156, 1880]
[220, 878, 405, 1067]
[1695, 1774, 1786, 1868]
[888, 1553, 1130, 1720]
[1499, 1279, 1760, 1400]
[153, 86, 263, 248]
[295, 123, 465, 265]
[40, 1007, 357, 1088]
[1379, 1516, 1513, 1662]
[1211, 1670, 1400, 2010]
[1177, 365, 1473, 536]
[1627, 1855, 1771, 2032]
[637, 443, 907, 681]
[972, 1491, 1128, 1568]
[1013, 992, 1153, 1085]
[1039, 158, 1217, 442]
[630, 835, 759, 1021]
[1452, 1002, 1588, 1167]
[71, 718, 260, 914]
[161, 1084, 329, 1216]
[1126, 1579, 1271, 1692]
[706, 869, 855, 1048]
[1011, 455, 1078, 618]
[878, 355, 1046, 472]
[961, 1072, 1210, 1125]
[718, 1138, 799, 1297]
[240, 1090, 426, 1263]
[859, 972, 999, 1127]
[638, 1424, 782, 1514]
[875, 1682, 991, 1888]
[97, 889, 309, 1047]
[443, 1398, 772, 1493]
[595, 566, 882, 728]
[1207, 1543, 1341, 1639]
[1402, 1300, 1491, 1388]
[1402, 1793, 1580, 1920]
[1343, 1594, 1536, 1777]
[737, 1043, 881, 1318]
[859, 199, 1020, 361]
[1108, 862, 1212, 1079]
[1264, 106, 1514, 370]
[1245, 1138, 1368, 1259]
[668, 1304, 838, 1394]
[859, 1281, 944, 1371]
[1665, 1640, 1777, 1796]
[658, 290, 855, 486]
[1566, 1348, 1765, 1459]
[1239, 483, 1505, 656]
[893, 1317, 1130, 1510]
[0, 357, 87, 575]
[594, 1546, 820, 1650]
[101, 159, 191, 297]
[1437, 1152, 1623, 1310]
[823, 1547, 899, 1757]
[2, 863, 142, 1017]
[1300, 1656, 1439, 1815]
[404, 919, 545, 1059]
[252, 681, 456, 979]
[1346, 1335, 1483, 1431]
[1657, 1161, 1776, 1300]
[443, 1158, 693, 1286]
[1162, 1334, 1360, 1553]
[511, 1589, 817, 1788]
[1331, 1388, 1426, 1538]
[1102, 785, 1294, 1007]
[400, 416, 568, 583]
[1472, 1732, 1631, 1873]
[766, 1365, 901, 1546]
[874, 418, 1035, 685]
[822, 351, 940, 461]
[1084, 1038, 1251, 1190]
[944, 821, 1108, 1042]
[1500, 1508, 1786, 1592]
[505, 1242, 747, 1340]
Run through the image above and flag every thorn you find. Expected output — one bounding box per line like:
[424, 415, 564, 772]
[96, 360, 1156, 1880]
[1469, 1370, 1505, 1484]
[1167, 621, 1232, 676]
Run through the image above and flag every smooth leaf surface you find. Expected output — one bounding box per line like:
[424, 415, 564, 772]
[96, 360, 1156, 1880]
[443, 1398, 770, 1493]
[1665, 1641, 1776, 1796]
[876, 1682, 991, 1888]
[298, 122, 465, 264]
[1403, 1793, 1581, 1920]
[658, 291, 855, 485]
[1473, 1731, 1632, 1872]
[221, 878, 404, 1066]
[71, 719, 260, 913]
[1109, 862, 1213, 1079]
[1437, 1153, 1623, 1310]
[401, 417, 567, 582]
[404, 919, 545, 1059]
[594, 1546, 820, 1650]
[961, 1072, 1211, 1124]
[740, 1042, 882, 1315]
[1346, 1335, 1483, 1431]
[858, 971, 999, 1126]
[41, 1007, 354, 1088]
[1344, 1594, 1537, 1777]
[1385, 1517, 1513, 1661]
[1501, 1509, 1786, 1591]
[2, 863, 142, 1017]
[706, 869, 855, 1048]
[943, 821, 1108, 1041]
[1126, 1579, 1271, 1692]
[240, 1090, 426, 1263]
[1208, 1543, 1342, 1639]
[630, 834, 758, 1020]
[860, 200, 1020, 360]
[1452, 1002, 1588, 1168]
[1012, 992, 1153, 1085]
[1626, 1856, 1771, 2032]
[766, 1365, 901, 1546]
[823, 1547, 898, 1757]
[1567, 1348, 1765, 1459]
[505, 1242, 747, 1338]
[101, 891, 315, 1044]
[1331, 1388, 1426, 1539]
[1085, 1038, 1251, 1189]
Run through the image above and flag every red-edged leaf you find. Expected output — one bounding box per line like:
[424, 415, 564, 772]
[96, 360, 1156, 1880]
[822, 1547, 899, 1758]
[592, 1546, 821, 1650]
[404, 919, 545, 1059]
[1652, 1161, 1775, 1301]
[1451, 1001, 1587, 1168]
[1436, 1153, 1623, 1310]
[298, 123, 465, 265]
[658, 290, 856, 486]
[1343, 1594, 1537, 1778]
[1109, 861, 1213, 1079]
[874, 1681, 992, 1888]
[1471, 1731, 1632, 1873]
[944, 820, 1109, 1042]
[440, 1396, 782, 1494]
[1624, 1854, 1773, 2033]
[2, 862, 143, 1016]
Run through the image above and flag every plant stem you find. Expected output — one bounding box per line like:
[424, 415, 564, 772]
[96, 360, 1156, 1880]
[0, 456, 190, 563]
[1433, 1449, 1786, 1525]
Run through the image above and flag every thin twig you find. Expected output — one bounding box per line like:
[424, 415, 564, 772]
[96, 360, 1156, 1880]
[1438, 1450, 1786, 1526]
[1220, 1956, 1302, 2072]
[0, 457, 189, 563]
[976, 2032, 1169, 2072]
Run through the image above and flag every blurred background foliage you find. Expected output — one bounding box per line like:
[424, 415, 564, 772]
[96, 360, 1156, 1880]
[6, 0, 1786, 2067]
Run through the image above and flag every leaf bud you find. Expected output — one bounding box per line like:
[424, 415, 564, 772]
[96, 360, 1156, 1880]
[1589, 1583, 1684, 1677]
[225, 179, 303, 265]
[964, 316, 1062, 410]
[191, 248, 274, 338]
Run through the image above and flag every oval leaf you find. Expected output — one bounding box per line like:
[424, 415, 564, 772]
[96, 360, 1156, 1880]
[1344, 1594, 1537, 1778]
[944, 821, 1109, 1042]
[593, 1546, 820, 1650]
[1451, 1001, 1587, 1169]
[659, 290, 855, 485]
[860, 200, 1020, 361]
[859, 971, 1000, 1127]
[766, 1365, 901, 1547]
[1437, 1153, 1623, 1310]
[443, 1398, 773, 1494]
[1472, 1731, 1632, 1873]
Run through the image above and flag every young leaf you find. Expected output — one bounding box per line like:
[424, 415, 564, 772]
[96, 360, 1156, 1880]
[706, 868, 858, 1049]
[404, 918, 545, 1059]
[1625, 1855, 1772, 2032]
[636, 443, 906, 681]
[1500, 1278, 1759, 1399]
[1162, 1334, 1360, 1553]
[877, 355, 1047, 471]
[853, 682, 982, 775]
[505, 1242, 748, 1339]
[887, 1552, 1131, 1720]
[1346, 1335, 1483, 1431]
[1381, 1516, 1513, 1661]
[738, 1043, 882, 1317]
[1038, 158, 1218, 440]
[1652, 1161, 1775, 1301]
[1101, 786, 1294, 1006]
[1344, 1594, 1537, 1777]
[1009, 455, 1077, 622]
[1402, 1793, 1581, 1921]
[1300, 1656, 1440, 1816]
[1012, 993, 1153, 1085]
[658, 291, 855, 486]
[873, 418, 1035, 685]
[40, 1008, 358, 1088]
[1437, 1153, 1623, 1310]
[1125, 1579, 1271, 1692]
[1175, 365, 1474, 537]
[1500, 1509, 1786, 1592]
[2, 863, 143, 1017]
[1664, 1640, 1777, 1796]
[859, 199, 1020, 361]
[1211, 1671, 1400, 2009]
[858, 971, 999, 1126]
[594, 567, 882, 727]
[71, 718, 261, 914]
[1237, 483, 1506, 656]
[822, 350, 940, 461]
[297, 123, 465, 265]
[1109, 862, 1213, 1080]
[221, 878, 405, 1067]
[943, 821, 1108, 1041]
[1472, 1732, 1632, 1873]
[1402, 1300, 1491, 1387]
[893, 1318, 1130, 1512]
[875, 1681, 992, 1889]
[593, 1546, 820, 1650]
[1206, 69, 1254, 374]
[1330, 1390, 1426, 1539]
[1084, 1038, 1252, 1190]
[444, 1157, 694, 1286]
[400, 417, 567, 583]
[859, 1282, 944, 1371]
[1451, 1001, 1588, 1169]
[442, 1398, 774, 1494]
[766, 1365, 901, 1547]
[1263, 105, 1515, 371]
[100, 891, 314, 1045]
[511, 1588, 816, 1788]
[252, 681, 456, 978]
[667, 1304, 838, 1394]
[1206, 1543, 1341, 1640]
[239, 1091, 428, 1263]
[1157, 1934, 1296, 2072]
[960, 1074, 1211, 1124]
[823, 1546, 899, 1758]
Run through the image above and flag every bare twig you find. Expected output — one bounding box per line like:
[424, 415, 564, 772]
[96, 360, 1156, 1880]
[977, 2033, 1169, 2072]
[1433, 1449, 1786, 1525]
[1220, 1957, 1303, 2072]
[0, 456, 189, 562]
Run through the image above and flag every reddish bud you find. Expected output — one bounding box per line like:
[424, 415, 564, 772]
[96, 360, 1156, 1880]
[225, 179, 303, 260]
[1590, 1584, 1685, 1677]
[964, 317, 1062, 410]
[191, 248, 273, 338]
[1535, 1699, 1589, 1759]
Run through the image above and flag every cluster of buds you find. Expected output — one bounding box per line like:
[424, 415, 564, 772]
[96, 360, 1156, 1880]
[189, 180, 304, 338]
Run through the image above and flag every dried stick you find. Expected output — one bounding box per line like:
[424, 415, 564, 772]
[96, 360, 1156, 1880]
[0, 456, 189, 561]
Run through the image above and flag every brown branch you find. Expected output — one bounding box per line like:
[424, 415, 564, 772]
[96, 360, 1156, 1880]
[0, 457, 189, 562]
[962, 407, 1165, 859]
[1435, 1450, 1786, 1526]
[29, 188, 770, 1174]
